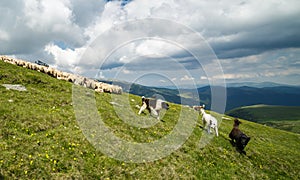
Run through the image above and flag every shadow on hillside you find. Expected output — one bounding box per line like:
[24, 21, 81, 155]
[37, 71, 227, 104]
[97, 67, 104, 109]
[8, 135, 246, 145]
[229, 140, 247, 155]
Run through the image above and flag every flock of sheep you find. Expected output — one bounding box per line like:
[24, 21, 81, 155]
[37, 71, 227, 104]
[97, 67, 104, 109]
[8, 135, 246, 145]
[0, 56, 122, 94]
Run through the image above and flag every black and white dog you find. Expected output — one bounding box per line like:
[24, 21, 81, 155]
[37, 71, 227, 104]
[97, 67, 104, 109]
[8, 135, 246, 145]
[138, 96, 169, 120]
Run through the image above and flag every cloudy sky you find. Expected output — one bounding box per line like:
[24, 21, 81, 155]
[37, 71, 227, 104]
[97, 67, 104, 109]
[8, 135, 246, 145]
[1, 0, 300, 87]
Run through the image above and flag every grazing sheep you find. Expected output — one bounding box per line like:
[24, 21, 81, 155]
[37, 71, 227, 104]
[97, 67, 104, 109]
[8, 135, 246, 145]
[94, 82, 103, 92]
[199, 105, 219, 136]
[16, 60, 26, 67]
[45, 67, 54, 76]
[39, 65, 47, 73]
[85, 79, 96, 90]
[229, 118, 251, 154]
[56, 71, 65, 80]
[67, 74, 77, 83]
[73, 76, 86, 86]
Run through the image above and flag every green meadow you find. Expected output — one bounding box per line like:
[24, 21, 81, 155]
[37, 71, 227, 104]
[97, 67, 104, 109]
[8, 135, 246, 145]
[0, 60, 299, 179]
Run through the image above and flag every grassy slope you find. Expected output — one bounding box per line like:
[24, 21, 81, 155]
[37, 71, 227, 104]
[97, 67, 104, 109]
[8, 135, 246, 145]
[226, 105, 300, 133]
[0, 61, 300, 179]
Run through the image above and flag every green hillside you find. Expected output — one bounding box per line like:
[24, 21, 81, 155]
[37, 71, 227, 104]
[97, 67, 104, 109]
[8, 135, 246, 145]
[226, 105, 300, 133]
[1, 60, 300, 179]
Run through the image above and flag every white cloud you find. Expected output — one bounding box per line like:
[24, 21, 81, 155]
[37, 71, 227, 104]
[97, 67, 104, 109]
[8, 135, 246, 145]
[213, 73, 259, 80]
[171, 77, 177, 81]
[122, 69, 131, 74]
[44, 43, 85, 72]
[22, 0, 85, 45]
[135, 39, 180, 57]
[181, 75, 194, 81]
[24, 0, 72, 31]
[217, 48, 300, 83]
[0, 0, 86, 55]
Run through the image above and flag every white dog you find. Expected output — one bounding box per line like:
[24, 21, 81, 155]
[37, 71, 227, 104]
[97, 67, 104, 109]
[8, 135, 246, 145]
[199, 105, 219, 136]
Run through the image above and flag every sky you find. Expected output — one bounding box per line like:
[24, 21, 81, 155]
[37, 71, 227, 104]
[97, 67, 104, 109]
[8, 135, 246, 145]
[1, 0, 300, 87]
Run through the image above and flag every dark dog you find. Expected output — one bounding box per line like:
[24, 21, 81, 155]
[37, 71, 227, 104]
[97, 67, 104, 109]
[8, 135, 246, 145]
[229, 119, 250, 154]
[138, 96, 169, 120]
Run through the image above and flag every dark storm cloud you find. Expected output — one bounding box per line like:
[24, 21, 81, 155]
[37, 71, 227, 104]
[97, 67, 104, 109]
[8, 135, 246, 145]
[202, 4, 300, 59]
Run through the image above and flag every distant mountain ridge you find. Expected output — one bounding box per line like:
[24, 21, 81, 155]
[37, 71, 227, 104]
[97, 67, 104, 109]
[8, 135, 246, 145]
[155, 81, 299, 89]
[225, 81, 297, 88]
[98, 79, 300, 112]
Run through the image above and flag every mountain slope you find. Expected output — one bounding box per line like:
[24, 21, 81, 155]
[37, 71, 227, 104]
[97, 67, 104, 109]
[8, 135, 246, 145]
[226, 81, 293, 88]
[225, 86, 300, 111]
[97, 79, 200, 105]
[0, 60, 299, 179]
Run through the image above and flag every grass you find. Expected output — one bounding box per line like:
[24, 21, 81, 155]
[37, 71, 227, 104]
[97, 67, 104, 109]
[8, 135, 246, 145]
[265, 120, 300, 134]
[0, 60, 300, 179]
[226, 105, 300, 133]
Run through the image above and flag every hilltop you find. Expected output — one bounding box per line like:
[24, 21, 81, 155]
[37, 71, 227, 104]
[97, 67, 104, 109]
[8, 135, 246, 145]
[0, 59, 299, 179]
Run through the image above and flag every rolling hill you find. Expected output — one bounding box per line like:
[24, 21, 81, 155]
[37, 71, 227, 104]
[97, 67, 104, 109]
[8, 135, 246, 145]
[96, 79, 201, 106]
[225, 86, 300, 111]
[226, 105, 300, 134]
[0, 60, 300, 179]
[99, 80, 300, 112]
